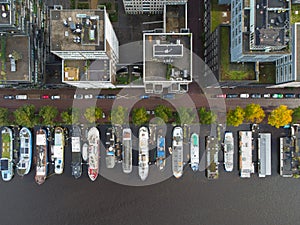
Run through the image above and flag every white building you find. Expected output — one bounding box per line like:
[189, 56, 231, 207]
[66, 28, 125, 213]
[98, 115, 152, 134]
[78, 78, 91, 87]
[50, 8, 119, 88]
[123, 0, 187, 14]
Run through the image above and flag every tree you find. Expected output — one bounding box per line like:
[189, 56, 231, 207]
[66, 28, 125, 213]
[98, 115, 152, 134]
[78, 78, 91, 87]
[61, 108, 80, 125]
[39, 105, 58, 126]
[132, 107, 149, 126]
[14, 104, 38, 128]
[292, 106, 300, 124]
[84, 106, 103, 124]
[268, 105, 293, 128]
[198, 107, 217, 125]
[111, 106, 128, 125]
[176, 107, 196, 125]
[226, 106, 245, 127]
[154, 105, 172, 124]
[0, 107, 9, 126]
[244, 103, 265, 124]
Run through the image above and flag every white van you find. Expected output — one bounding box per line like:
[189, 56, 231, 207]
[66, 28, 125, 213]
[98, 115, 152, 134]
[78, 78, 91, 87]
[15, 94, 28, 100]
[240, 93, 249, 98]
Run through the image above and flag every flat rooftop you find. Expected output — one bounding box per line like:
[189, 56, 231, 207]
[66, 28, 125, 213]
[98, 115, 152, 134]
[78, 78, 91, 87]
[50, 9, 105, 52]
[63, 59, 110, 82]
[0, 0, 12, 26]
[0, 35, 30, 82]
[165, 4, 186, 33]
[243, 0, 290, 52]
[143, 33, 192, 83]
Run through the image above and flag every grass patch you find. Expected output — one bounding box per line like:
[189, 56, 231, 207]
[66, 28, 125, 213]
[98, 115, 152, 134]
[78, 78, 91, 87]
[291, 5, 300, 24]
[259, 63, 276, 84]
[211, 0, 230, 32]
[220, 26, 255, 81]
[116, 74, 129, 84]
[2, 133, 11, 159]
[77, 3, 90, 9]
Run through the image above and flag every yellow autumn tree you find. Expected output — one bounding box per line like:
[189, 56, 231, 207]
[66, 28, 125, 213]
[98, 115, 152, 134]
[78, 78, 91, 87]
[244, 103, 265, 123]
[227, 106, 245, 127]
[268, 105, 293, 128]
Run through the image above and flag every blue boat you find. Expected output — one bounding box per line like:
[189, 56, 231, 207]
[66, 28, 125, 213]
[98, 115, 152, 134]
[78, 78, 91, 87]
[156, 136, 166, 170]
[16, 127, 32, 176]
[0, 127, 14, 181]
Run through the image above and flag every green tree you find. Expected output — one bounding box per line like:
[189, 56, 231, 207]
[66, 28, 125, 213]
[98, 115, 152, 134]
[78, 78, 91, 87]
[14, 104, 38, 128]
[176, 107, 196, 125]
[111, 106, 128, 125]
[132, 107, 149, 126]
[154, 105, 172, 124]
[39, 105, 58, 126]
[226, 106, 245, 127]
[244, 103, 265, 124]
[84, 106, 103, 124]
[268, 105, 293, 128]
[292, 106, 300, 124]
[0, 107, 9, 126]
[61, 108, 80, 125]
[198, 107, 217, 125]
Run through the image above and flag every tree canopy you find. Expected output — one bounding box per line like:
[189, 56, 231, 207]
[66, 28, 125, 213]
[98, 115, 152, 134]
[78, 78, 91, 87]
[244, 103, 265, 124]
[292, 106, 300, 124]
[226, 106, 245, 127]
[176, 107, 196, 125]
[61, 108, 80, 125]
[132, 107, 149, 126]
[268, 105, 293, 128]
[14, 104, 38, 128]
[0, 107, 9, 126]
[84, 106, 103, 124]
[39, 105, 58, 126]
[154, 105, 172, 125]
[198, 107, 217, 125]
[111, 106, 128, 125]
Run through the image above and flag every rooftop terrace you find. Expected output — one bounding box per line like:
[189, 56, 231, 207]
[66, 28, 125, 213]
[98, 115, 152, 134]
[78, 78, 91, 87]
[63, 59, 110, 82]
[243, 0, 291, 52]
[50, 9, 105, 52]
[143, 33, 192, 84]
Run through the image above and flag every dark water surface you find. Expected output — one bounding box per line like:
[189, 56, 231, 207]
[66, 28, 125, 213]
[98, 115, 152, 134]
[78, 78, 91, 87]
[1, 170, 299, 225]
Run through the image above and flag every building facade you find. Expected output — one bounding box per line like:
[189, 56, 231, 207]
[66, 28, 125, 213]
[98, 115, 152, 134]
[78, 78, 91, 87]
[230, 0, 291, 62]
[123, 0, 187, 14]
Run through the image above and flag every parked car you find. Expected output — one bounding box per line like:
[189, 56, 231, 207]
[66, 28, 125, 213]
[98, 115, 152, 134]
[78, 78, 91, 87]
[51, 95, 60, 100]
[226, 94, 239, 98]
[106, 94, 116, 99]
[240, 93, 249, 98]
[3, 95, 14, 99]
[41, 95, 50, 99]
[140, 95, 149, 99]
[74, 94, 83, 99]
[263, 94, 271, 98]
[272, 93, 283, 99]
[84, 94, 93, 99]
[163, 94, 175, 99]
[215, 94, 226, 98]
[15, 94, 28, 100]
[251, 93, 261, 99]
[284, 93, 296, 98]
[95, 94, 106, 99]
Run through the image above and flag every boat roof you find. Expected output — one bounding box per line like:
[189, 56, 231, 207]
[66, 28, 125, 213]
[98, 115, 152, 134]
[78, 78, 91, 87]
[71, 137, 81, 152]
[123, 128, 131, 140]
[36, 133, 46, 146]
[0, 159, 8, 170]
